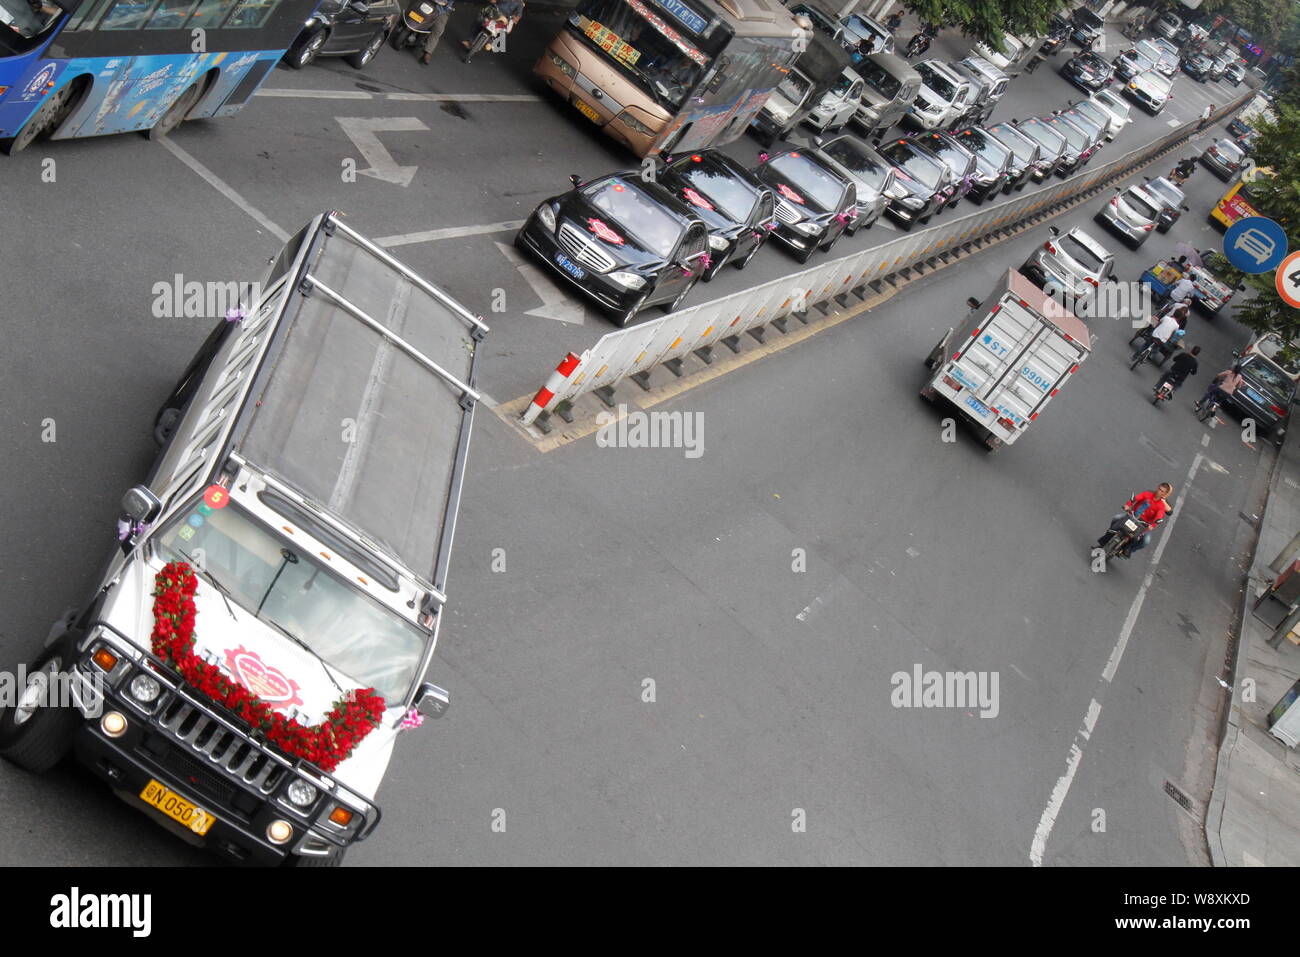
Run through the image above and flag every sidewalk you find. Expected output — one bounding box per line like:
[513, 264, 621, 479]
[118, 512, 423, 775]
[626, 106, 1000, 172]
[1206, 430, 1300, 866]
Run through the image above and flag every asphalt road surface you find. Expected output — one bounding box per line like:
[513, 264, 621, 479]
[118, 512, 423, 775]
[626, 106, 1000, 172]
[0, 14, 1268, 865]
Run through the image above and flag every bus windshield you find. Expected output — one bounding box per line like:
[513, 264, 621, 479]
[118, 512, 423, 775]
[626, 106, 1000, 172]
[569, 0, 712, 110]
[0, 0, 62, 53]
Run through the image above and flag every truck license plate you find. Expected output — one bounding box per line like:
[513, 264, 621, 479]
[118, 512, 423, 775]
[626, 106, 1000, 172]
[555, 252, 586, 279]
[963, 395, 992, 419]
[140, 779, 215, 836]
[574, 99, 601, 123]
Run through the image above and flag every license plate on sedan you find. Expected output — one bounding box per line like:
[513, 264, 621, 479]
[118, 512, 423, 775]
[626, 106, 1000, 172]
[140, 779, 215, 836]
[574, 99, 601, 123]
[555, 252, 586, 280]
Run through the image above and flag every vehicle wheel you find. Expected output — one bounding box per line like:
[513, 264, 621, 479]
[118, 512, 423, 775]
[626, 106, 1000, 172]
[0, 80, 78, 155]
[612, 289, 650, 327]
[1130, 349, 1149, 371]
[919, 385, 938, 402]
[735, 237, 764, 270]
[703, 245, 731, 281]
[389, 23, 411, 49]
[820, 228, 842, 255]
[1196, 402, 1215, 422]
[288, 28, 328, 69]
[1157, 222, 1172, 234]
[983, 432, 1003, 453]
[463, 30, 489, 62]
[0, 648, 78, 773]
[1151, 392, 1161, 405]
[284, 849, 346, 867]
[348, 27, 387, 69]
[794, 242, 816, 264]
[664, 276, 699, 313]
[147, 82, 201, 141]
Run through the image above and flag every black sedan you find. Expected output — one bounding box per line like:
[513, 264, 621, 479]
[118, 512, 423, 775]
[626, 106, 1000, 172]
[1060, 51, 1114, 91]
[877, 136, 953, 229]
[516, 173, 710, 326]
[752, 149, 857, 263]
[913, 130, 976, 208]
[659, 150, 775, 280]
[1221, 354, 1295, 446]
[952, 127, 1014, 201]
[285, 0, 399, 70]
[1013, 116, 1070, 176]
[1182, 53, 1214, 82]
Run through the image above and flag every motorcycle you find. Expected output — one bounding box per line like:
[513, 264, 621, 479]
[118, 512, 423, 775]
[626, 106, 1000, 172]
[464, 5, 513, 62]
[1098, 510, 1151, 560]
[1195, 391, 1222, 422]
[390, 0, 439, 51]
[904, 28, 934, 59]
[1152, 378, 1175, 406]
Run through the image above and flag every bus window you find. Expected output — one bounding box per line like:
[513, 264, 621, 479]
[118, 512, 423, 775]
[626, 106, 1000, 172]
[64, 0, 114, 31]
[99, 0, 163, 30]
[0, 0, 63, 51]
[223, 0, 278, 28]
[145, 0, 201, 28]
[186, 0, 236, 28]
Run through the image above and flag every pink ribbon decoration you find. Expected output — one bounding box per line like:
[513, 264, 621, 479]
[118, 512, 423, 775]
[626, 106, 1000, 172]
[224, 307, 245, 323]
[400, 708, 425, 730]
[758, 152, 769, 162]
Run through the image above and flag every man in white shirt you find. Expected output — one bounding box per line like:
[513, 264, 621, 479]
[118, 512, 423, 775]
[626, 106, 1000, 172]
[1166, 275, 1197, 306]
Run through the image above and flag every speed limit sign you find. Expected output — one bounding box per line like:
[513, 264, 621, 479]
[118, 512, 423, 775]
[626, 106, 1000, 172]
[1277, 250, 1300, 308]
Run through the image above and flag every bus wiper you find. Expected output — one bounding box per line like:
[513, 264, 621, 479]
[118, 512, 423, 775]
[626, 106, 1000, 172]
[181, 552, 237, 621]
[258, 616, 347, 700]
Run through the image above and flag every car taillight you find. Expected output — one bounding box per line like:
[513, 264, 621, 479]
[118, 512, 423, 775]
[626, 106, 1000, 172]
[1044, 242, 1057, 253]
[1143, 223, 1155, 231]
[1110, 197, 1118, 206]
[943, 375, 963, 391]
[1085, 276, 1099, 287]
[1271, 404, 1287, 415]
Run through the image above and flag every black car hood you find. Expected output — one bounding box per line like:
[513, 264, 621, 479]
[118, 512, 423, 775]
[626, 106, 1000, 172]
[553, 192, 674, 267]
[755, 163, 843, 218]
[658, 172, 743, 233]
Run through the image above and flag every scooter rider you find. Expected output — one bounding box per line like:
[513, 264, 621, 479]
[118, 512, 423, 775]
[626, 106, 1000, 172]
[462, 0, 522, 51]
[1156, 344, 1200, 392]
[1097, 484, 1174, 558]
[418, 0, 455, 64]
[1130, 305, 1182, 357]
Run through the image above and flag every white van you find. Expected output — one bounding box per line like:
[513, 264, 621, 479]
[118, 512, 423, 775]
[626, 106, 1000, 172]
[805, 67, 866, 132]
[908, 59, 972, 130]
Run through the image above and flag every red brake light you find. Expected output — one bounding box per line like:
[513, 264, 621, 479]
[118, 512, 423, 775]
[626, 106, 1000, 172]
[1143, 223, 1155, 231]
[1044, 242, 1057, 253]
[691, 154, 702, 162]
[1085, 276, 1099, 287]
[1271, 405, 1287, 415]
[1109, 197, 1118, 206]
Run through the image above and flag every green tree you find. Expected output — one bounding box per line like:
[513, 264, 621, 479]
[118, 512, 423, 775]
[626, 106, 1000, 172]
[897, 0, 1069, 49]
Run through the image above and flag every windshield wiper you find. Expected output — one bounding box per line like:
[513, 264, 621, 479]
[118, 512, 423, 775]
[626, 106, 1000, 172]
[181, 551, 238, 621]
[259, 616, 348, 701]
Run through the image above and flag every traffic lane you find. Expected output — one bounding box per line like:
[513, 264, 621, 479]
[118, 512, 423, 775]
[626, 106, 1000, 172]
[369, 184, 1263, 865]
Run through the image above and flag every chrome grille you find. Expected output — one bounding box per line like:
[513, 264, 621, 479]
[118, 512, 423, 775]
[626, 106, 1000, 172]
[557, 222, 616, 272]
[154, 696, 286, 795]
[775, 199, 801, 224]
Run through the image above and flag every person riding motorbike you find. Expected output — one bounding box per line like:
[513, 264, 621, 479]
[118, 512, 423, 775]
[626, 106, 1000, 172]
[1130, 305, 1183, 356]
[1097, 484, 1174, 558]
[1195, 364, 1245, 415]
[1155, 344, 1200, 393]
[1170, 157, 1196, 184]
[415, 0, 455, 64]
[462, 0, 522, 53]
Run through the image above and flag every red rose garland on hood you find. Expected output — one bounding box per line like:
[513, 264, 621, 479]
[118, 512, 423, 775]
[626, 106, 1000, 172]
[151, 562, 385, 772]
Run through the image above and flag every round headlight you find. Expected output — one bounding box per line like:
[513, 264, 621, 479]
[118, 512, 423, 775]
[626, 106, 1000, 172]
[267, 819, 294, 845]
[287, 779, 319, 808]
[129, 674, 161, 704]
[537, 204, 557, 232]
[101, 711, 127, 738]
[707, 234, 729, 251]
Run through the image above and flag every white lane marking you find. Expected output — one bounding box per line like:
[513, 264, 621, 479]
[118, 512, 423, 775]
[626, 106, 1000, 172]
[1202, 433, 1211, 447]
[258, 88, 538, 102]
[336, 116, 429, 186]
[1029, 453, 1204, 866]
[796, 595, 825, 621]
[494, 240, 587, 324]
[377, 220, 525, 247]
[158, 138, 289, 242]
[1166, 118, 1180, 127]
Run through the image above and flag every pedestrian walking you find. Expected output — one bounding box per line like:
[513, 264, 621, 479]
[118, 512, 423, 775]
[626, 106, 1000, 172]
[418, 0, 455, 64]
[1198, 103, 1215, 131]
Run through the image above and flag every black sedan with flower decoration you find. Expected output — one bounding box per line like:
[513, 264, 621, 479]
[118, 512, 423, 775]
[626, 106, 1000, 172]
[516, 172, 711, 327]
[750, 148, 857, 264]
[657, 150, 776, 281]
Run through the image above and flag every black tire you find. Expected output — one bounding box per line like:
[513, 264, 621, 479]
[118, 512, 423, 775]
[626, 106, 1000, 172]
[820, 226, 842, 255]
[1130, 347, 1150, 371]
[1196, 401, 1216, 422]
[663, 276, 699, 313]
[348, 27, 387, 69]
[389, 23, 410, 49]
[1151, 392, 1161, 405]
[1, 80, 79, 155]
[735, 237, 763, 270]
[0, 649, 78, 773]
[284, 849, 347, 867]
[794, 241, 816, 264]
[154, 407, 182, 447]
[288, 28, 328, 69]
[702, 244, 731, 281]
[147, 82, 201, 141]
[463, 30, 489, 62]
[612, 289, 649, 327]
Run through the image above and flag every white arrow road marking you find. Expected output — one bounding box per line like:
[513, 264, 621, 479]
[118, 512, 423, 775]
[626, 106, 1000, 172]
[494, 241, 587, 325]
[335, 117, 429, 187]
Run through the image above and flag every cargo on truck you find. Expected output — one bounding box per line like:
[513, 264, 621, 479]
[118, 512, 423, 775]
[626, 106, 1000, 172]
[921, 269, 1091, 451]
[0, 211, 487, 866]
[750, 28, 853, 145]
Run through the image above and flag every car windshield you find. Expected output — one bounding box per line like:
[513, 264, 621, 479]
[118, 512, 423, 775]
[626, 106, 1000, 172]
[916, 63, 956, 100]
[154, 499, 427, 703]
[569, 0, 710, 110]
[830, 72, 855, 96]
[1076, 10, 1103, 28]
[777, 69, 812, 103]
[842, 14, 880, 45]
[1020, 119, 1065, 153]
[854, 59, 901, 98]
[1095, 91, 1127, 116]
[988, 124, 1035, 163]
[1122, 190, 1158, 218]
[1060, 234, 1104, 272]
[1126, 50, 1155, 70]
[1244, 359, 1293, 400]
[1146, 178, 1182, 206]
[769, 152, 845, 208]
[676, 160, 757, 222]
[1079, 53, 1105, 70]
[587, 178, 683, 257]
[822, 138, 890, 190]
[1147, 73, 1172, 93]
[1073, 100, 1110, 127]
[880, 140, 943, 189]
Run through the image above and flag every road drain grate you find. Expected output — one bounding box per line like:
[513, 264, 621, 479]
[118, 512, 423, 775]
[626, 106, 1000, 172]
[1164, 780, 1194, 813]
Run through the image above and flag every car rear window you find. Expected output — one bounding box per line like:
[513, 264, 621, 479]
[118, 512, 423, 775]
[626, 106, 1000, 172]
[1061, 234, 1103, 271]
[1076, 10, 1103, 28]
[1123, 190, 1158, 218]
[1245, 359, 1293, 400]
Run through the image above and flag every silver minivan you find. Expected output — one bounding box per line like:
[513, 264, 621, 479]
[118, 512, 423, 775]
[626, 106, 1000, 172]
[850, 50, 922, 139]
[954, 56, 1010, 125]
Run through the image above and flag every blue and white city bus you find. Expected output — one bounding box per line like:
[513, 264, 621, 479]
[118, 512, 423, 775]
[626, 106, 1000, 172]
[0, 0, 319, 153]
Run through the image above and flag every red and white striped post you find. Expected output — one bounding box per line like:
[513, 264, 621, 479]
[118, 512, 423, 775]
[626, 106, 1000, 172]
[521, 352, 582, 427]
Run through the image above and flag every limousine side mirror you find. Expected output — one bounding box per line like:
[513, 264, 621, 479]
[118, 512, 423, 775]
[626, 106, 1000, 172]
[569, 173, 582, 189]
[414, 682, 450, 719]
[122, 486, 161, 525]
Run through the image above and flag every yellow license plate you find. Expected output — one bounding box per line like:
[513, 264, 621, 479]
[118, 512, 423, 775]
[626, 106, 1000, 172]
[140, 779, 215, 836]
[574, 99, 601, 123]
[409, 10, 424, 21]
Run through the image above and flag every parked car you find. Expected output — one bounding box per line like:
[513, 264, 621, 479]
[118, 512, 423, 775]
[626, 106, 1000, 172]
[1219, 353, 1295, 446]
[1182, 53, 1214, 82]
[1224, 61, 1246, 86]
[1051, 111, 1101, 173]
[953, 126, 1014, 199]
[1140, 175, 1190, 232]
[1061, 50, 1114, 90]
[1152, 11, 1182, 40]
[1189, 253, 1247, 316]
[808, 133, 895, 232]
[1042, 12, 1072, 54]
[878, 136, 953, 229]
[1069, 7, 1105, 48]
[284, 0, 399, 70]
[972, 32, 1027, 71]
[952, 56, 1009, 125]
[1113, 46, 1157, 83]
[1084, 89, 1132, 139]
[754, 148, 857, 263]
[1013, 116, 1070, 175]
[516, 172, 709, 326]
[805, 68, 866, 133]
[850, 51, 923, 139]
[914, 130, 977, 208]
[1124, 70, 1173, 114]
[1020, 223, 1115, 297]
[1058, 107, 1106, 158]
[985, 120, 1045, 184]
[1227, 116, 1254, 139]
[908, 60, 972, 130]
[1072, 94, 1123, 140]
[1201, 138, 1246, 179]
[1094, 183, 1164, 248]
[657, 150, 776, 278]
[1206, 52, 1232, 82]
[841, 12, 894, 55]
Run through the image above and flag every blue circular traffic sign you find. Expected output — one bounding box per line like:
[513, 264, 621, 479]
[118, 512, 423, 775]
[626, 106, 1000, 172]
[1224, 216, 1289, 274]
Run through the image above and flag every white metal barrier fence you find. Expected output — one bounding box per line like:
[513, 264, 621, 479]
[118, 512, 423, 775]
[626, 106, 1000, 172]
[521, 91, 1253, 428]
